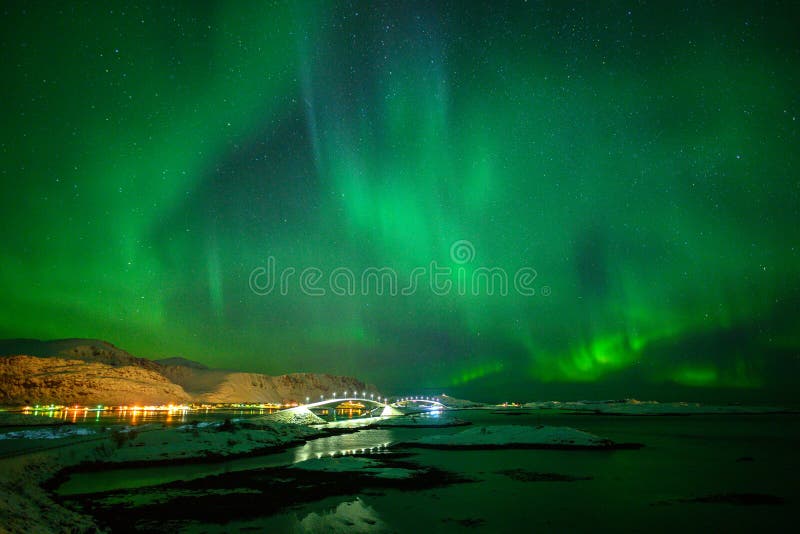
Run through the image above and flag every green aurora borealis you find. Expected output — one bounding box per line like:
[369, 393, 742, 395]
[1, 1, 799, 401]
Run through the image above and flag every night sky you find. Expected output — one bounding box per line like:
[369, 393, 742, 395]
[1, 1, 798, 402]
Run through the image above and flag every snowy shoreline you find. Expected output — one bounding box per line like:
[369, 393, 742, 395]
[0, 420, 357, 532]
[396, 424, 643, 450]
[369, 414, 471, 428]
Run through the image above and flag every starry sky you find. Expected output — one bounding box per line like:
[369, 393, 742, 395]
[1, 1, 799, 402]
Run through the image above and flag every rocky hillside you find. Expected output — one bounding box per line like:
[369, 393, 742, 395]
[0, 338, 161, 371]
[185, 371, 376, 404]
[0, 339, 379, 405]
[0, 355, 191, 406]
[154, 356, 376, 404]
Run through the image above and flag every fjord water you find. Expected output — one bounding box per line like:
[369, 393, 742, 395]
[257, 411, 800, 532]
[57, 411, 799, 531]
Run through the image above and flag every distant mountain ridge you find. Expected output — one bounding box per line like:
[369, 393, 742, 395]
[0, 338, 162, 372]
[0, 338, 379, 406]
[154, 357, 209, 370]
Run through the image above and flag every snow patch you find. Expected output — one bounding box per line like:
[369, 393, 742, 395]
[258, 407, 325, 425]
[409, 424, 615, 448]
[298, 498, 388, 532]
[0, 427, 95, 440]
[291, 456, 415, 479]
[372, 414, 468, 427]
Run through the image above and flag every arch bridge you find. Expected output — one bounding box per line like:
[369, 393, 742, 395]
[304, 397, 389, 413]
[278, 395, 449, 417]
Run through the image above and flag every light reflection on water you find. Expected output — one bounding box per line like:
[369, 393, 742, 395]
[55, 411, 461, 496]
[55, 424, 406, 495]
[19, 408, 279, 425]
[297, 498, 388, 533]
[196, 497, 388, 534]
[291, 430, 394, 463]
[51, 411, 800, 533]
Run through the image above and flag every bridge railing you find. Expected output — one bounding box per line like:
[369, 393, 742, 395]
[280, 396, 448, 412]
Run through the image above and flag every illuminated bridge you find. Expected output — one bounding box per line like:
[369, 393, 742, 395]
[301, 397, 397, 417]
[278, 395, 449, 417]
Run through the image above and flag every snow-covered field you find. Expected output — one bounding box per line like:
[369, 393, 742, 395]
[256, 407, 326, 425]
[0, 419, 328, 532]
[324, 416, 387, 429]
[296, 498, 388, 532]
[401, 424, 624, 449]
[0, 453, 98, 533]
[89, 420, 324, 465]
[370, 414, 469, 427]
[291, 456, 415, 479]
[438, 394, 485, 408]
[0, 427, 95, 441]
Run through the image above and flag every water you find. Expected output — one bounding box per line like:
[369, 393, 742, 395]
[17, 405, 374, 427]
[55, 411, 800, 531]
[18, 407, 279, 426]
[55, 422, 443, 495]
[56, 427, 398, 495]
